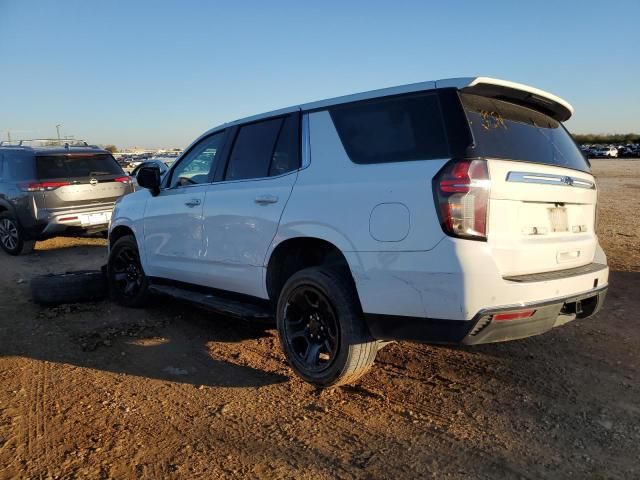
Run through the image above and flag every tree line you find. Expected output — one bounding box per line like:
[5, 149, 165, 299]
[572, 133, 640, 144]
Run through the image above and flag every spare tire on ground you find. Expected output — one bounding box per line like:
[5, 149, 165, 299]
[31, 270, 107, 306]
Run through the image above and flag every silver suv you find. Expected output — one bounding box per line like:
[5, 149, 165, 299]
[0, 140, 133, 255]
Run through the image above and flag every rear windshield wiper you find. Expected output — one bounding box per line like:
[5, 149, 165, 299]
[89, 171, 113, 176]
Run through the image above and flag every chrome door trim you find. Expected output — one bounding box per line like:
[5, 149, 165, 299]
[506, 171, 595, 189]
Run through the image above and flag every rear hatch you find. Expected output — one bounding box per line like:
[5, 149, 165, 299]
[460, 93, 597, 277]
[35, 153, 132, 211]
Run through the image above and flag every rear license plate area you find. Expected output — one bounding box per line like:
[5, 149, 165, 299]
[79, 211, 111, 226]
[548, 207, 568, 232]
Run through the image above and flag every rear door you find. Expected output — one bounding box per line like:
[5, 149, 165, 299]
[461, 93, 598, 277]
[200, 113, 300, 297]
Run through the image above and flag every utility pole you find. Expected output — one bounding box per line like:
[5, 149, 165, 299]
[56, 124, 62, 143]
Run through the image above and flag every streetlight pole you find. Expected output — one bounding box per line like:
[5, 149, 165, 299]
[56, 124, 62, 143]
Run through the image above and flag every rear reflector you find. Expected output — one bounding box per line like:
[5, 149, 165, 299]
[114, 176, 131, 184]
[493, 310, 536, 322]
[58, 216, 78, 222]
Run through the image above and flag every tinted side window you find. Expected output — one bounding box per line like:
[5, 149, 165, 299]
[5, 152, 36, 181]
[329, 93, 449, 164]
[169, 132, 225, 188]
[225, 118, 283, 181]
[270, 115, 300, 176]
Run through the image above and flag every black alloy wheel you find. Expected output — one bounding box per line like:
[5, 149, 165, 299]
[282, 285, 340, 373]
[108, 235, 149, 307]
[276, 267, 379, 387]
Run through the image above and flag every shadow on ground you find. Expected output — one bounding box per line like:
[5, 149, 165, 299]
[1, 294, 288, 389]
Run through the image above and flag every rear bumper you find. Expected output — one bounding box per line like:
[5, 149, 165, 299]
[26, 204, 114, 238]
[364, 285, 607, 345]
[346, 237, 610, 321]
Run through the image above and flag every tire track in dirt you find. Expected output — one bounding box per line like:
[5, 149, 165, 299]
[23, 359, 54, 478]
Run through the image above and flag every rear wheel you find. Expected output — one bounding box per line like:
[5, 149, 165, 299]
[277, 267, 378, 387]
[0, 212, 33, 255]
[107, 235, 150, 307]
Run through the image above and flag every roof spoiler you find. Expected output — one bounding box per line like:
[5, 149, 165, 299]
[436, 77, 574, 122]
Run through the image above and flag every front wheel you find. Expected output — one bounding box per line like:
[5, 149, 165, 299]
[277, 267, 378, 387]
[107, 235, 150, 307]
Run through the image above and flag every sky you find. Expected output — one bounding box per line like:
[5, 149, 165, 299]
[1, 0, 639, 148]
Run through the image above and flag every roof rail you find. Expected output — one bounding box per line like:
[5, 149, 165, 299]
[0, 139, 90, 148]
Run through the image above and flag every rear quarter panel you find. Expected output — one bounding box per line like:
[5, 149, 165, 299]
[272, 110, 448, 255]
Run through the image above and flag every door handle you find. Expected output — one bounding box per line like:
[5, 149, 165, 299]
[254, 194, 279, 205]
[184, 198, 201, 207]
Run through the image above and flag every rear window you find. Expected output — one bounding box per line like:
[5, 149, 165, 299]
[461, 93, 590, 173]
[329, 92, 450, 164]
[36, 154, 124, 179]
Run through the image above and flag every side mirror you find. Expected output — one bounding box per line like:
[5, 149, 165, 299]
[136, 166, 161, 196]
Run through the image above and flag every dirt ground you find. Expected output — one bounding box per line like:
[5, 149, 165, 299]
[0, 160, 638, 479]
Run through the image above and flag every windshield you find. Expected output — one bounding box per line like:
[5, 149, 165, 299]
[460, 93, 590, 173]
[36, 153, 124, 179]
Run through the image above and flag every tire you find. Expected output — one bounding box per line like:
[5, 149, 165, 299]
[107, 235, 150, 308]
[0, 212, 34, 256]
[31, 270, 107, 305]
[276, 266, 378, 387]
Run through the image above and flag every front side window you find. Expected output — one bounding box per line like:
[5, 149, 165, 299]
[169, 132, 225, 188]
[329, 92, 450, 164]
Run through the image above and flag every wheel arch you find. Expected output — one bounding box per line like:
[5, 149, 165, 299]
[265, 236, 361, 307]
[0, 199, 15, 214]
[109, 225, 136, 249]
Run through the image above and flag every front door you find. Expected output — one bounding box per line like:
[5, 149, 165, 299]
[143, 131, 225, 284]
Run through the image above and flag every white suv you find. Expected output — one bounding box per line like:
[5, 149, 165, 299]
[108, 77, 609, 387]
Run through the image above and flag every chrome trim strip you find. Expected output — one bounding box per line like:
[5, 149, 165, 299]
[475, 284, 608, 316]
[301, 113, 311, 168]
[506, 171, 595, 189]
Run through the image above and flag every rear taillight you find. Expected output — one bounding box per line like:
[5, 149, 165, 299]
[433, 159, 490, 240]
[19, 181, 71, 192]
[114, 176, 132, 184]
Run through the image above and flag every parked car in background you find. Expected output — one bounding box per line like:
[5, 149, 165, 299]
[590, 146, 618, 158]
[0, 140, 133, 255]
[108, 77, 608, 387]
[603, 146, 618, 157]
